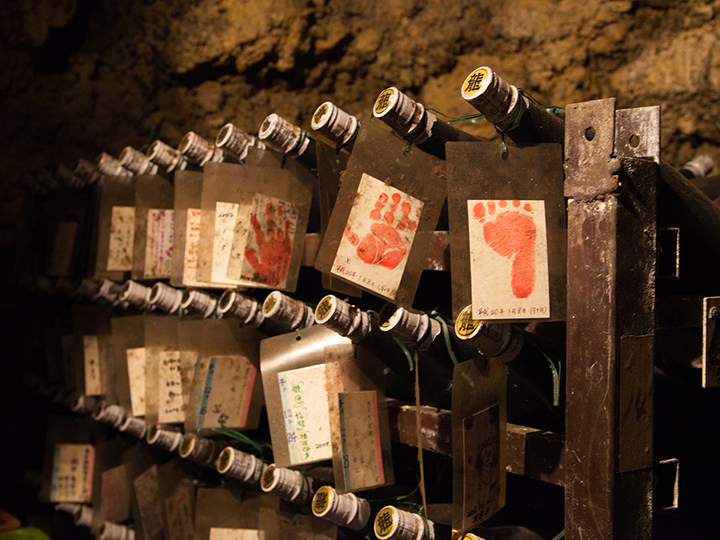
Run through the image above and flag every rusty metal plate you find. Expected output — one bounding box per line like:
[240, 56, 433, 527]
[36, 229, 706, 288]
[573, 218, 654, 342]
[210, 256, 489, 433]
[564, 98, 617, 199]
[446, 141, 566, 321]
[615, 106, 661, 162]
[702, 296, 720, 387]
[314, 122, 446, 307]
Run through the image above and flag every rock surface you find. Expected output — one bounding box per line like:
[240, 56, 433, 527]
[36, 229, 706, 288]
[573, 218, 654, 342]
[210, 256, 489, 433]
[2, 0, 720, 192]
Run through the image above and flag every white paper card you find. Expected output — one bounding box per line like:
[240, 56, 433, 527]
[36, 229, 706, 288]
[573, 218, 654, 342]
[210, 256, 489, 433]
[144, 209, 174, 278]
[209, 529, 259, 540]
[126, 347, 147, 416]
[50, 444, 94, 502]
[83, 334, 102, 396]
[212, 202, 242, 284]
[197, 355, 257, 431]
[467, 199, 550, 319]
[278, 364, 335, 465]
[183, 208, 202, 286]
[331, 173, 422, 299]
[158, 350, 184, 424]
[107, 206, 135, 271]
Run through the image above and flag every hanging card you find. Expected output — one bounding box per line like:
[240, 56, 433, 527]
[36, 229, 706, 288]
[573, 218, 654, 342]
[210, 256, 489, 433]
[133, 465, 164, 540]
[111, 316, 146, 415]
[83, 335, 103, 396]
[315, 122, 446, 306]
[50, 444, 95, 503]
[132, 175, 175, 280]
[192, 488, 280, 540]
[451, 357, 507, 534]
[258, 507, 336, 540]
[95, 175, 136, 280]
[144, 316, 181, 426]
[100, 464, 131, 523]
[446, 142, 566, 321]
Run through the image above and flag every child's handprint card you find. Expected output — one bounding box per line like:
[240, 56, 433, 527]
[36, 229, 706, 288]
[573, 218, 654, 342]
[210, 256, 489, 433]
[331, 173, 423, 299]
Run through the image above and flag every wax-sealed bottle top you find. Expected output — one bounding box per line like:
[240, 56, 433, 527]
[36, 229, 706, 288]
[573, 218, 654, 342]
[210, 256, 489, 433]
[180, 288, 217, 318]
[216, 123, 266, 161]
[680, 153, 714, 179]
[262, 291, 314, 331]
[378, 303, 440, 351]
[373, 87, 435, 145]
[95, 153, 132, 177]
[461, 66, 527, 132]
[148, 282, 183, 314]
[179, 131, 226, 165]
[258, 113, 311, 157]
[374, 506, 435, 540]
[312, 485, 371, 531]
[147, 140, 188, 172]
[119, 146, 159, 175]
[314, 295, 370, 342]
[217, 290, 264, 326]
[454, 305, 524, 361]
[311, 102, 358, 147]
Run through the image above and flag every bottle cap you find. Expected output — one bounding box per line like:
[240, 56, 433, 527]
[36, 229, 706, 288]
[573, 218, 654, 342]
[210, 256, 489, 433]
[217, 290, 264, 326]
[461, 66, 528, 132]
[311, 102, 358, 147]
[120, 280, 153, 309]
[378, 304, 440, 350]
[374, 506, 433, 540]
[98, 522, 131, 540]
[262, 291, 314, 331]
[180, 289, 217, 318]
[259, 464, 313, 504]
[312, 486, 371, 530]
[93, 404, 125, 427]
[118, 415, 147, 439]
[147, 140, 187, 172]
[146, 425, 183, 452]
[75, 158, 101, 183]
[94, 278, 122, 304]
[314, 295, 369, 343]
[178, 131, 214, 165]
[216, 123, 265, 161]
[372, 88, 434, 144]
[119, 146, 159, 175]
[680, 153, 715, 178]
[258, 114, 310, 156]
[216, 447, 263, 484]
[95, 153, 132, 177]
[454, 305, 522, 359]
[56, 164, 84, 189]
[148, 283, 183, 314]
[73, 506, 93, 527]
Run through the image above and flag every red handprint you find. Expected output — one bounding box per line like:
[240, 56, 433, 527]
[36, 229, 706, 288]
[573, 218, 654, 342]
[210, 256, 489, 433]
[244, 202, 293, 286]
[344, 192, 418, 270]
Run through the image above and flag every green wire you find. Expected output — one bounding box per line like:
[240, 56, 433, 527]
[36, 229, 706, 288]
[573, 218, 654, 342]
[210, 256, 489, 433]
[429, 311, 459, 365]
[392, 337, 415, 370]
[213, 426, 270, 458]
[552, 530, 565, 540]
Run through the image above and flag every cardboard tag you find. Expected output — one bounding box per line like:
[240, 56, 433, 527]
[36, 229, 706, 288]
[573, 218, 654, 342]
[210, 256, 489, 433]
[48, 221, 78, 276]
[462, 404, 501, 527]
[183, 208, 203, 286]
[126, 347, 147, 416]
[235, 193, 298, 288]
[100, 464, 131, 523]
[165, 484, 195, 540]
[158, 350, 185, 424]
[197, 355, 257, 431]
[134, 465, 164, 540]
[83, 335, 102, 396]
[278, 363, 338, 465]
[331, 173, 422, 299]
[145, 209, 174, 278]
[50, 444, 94, 502]
[468, 199, 550, 319]
[452, 358, 507, 533]
[107, 206, 135, 271]
[336, 390, 391, 492]
[209, 529, 259, 540]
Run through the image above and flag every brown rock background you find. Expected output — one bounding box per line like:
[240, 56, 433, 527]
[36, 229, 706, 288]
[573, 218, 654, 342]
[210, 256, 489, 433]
[2, 0, 720, 187]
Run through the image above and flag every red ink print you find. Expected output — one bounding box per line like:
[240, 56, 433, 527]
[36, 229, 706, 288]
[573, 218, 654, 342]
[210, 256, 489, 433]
[499, 200, 507, 208]
[512, 200, 521, 207]
[244, 202, 293, 286]
[345, 191, 418, 270]
[474, 200, 536, 299]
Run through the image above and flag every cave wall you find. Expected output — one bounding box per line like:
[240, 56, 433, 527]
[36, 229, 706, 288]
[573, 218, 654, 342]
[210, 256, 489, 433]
[2, 0, 720, 189]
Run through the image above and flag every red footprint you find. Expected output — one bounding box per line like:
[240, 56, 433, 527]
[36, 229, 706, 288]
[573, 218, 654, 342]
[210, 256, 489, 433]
[473, 200, 536, 299]
[344, 192, 417, 270]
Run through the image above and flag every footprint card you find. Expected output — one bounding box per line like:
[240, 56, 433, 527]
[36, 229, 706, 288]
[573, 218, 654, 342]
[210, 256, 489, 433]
[468, 199, 550, 319]
[331, 173, 423, 299]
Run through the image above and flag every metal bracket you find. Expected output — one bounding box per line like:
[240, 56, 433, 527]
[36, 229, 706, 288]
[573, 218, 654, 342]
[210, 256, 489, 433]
[702, 296, 720, 387]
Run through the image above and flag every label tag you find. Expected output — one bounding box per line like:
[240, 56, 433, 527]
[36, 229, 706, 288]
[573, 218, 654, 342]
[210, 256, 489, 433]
[337, 390, 387, 491]
[100, 464, 131, 523]
[462, 403, 501, 528]
[50, 444, 94, 502]
[83, 335, 102, 396]
[107, 206, 135, 271]
[212, 202, 242, 284]
[48, 221, 77, 276]
[278, 364, 336, 465]
[158, 350, 185, 424]
[165, 485, 195, 540]
[331, 173, 422, 299]
[126, 347, 147, 416]
[258, 507, 336, 540]
[467, 199, 550, 319]
[144, 209, 174, 278]
[197, 355, 257, 431]
[209, 529, 259, 540]
[183, 208, 202, 285]
[236, 193, 298, 288]
[133, 465, 163, 539]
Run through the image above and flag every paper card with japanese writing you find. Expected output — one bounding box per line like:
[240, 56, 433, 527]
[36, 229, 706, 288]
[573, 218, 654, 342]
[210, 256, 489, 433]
[83, 335, 102, 396]
[50, 444, 95, 502]
[183, 208, 203, 286]
[462, 403, 502, 531]
[144, 209, 174, 278]
[165, 484, 195, 540]
[126, 347, 146, 416]
[107, 206, 135, 271]
[278, 363, 340, 466]
[158, 350, 185, 424]
[467, 200, 550, 320]
[212, 202, 247, 285]
[231, 193, 299, 289]
[331, 173, 423, 299]
[197, 355, 257, 431]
